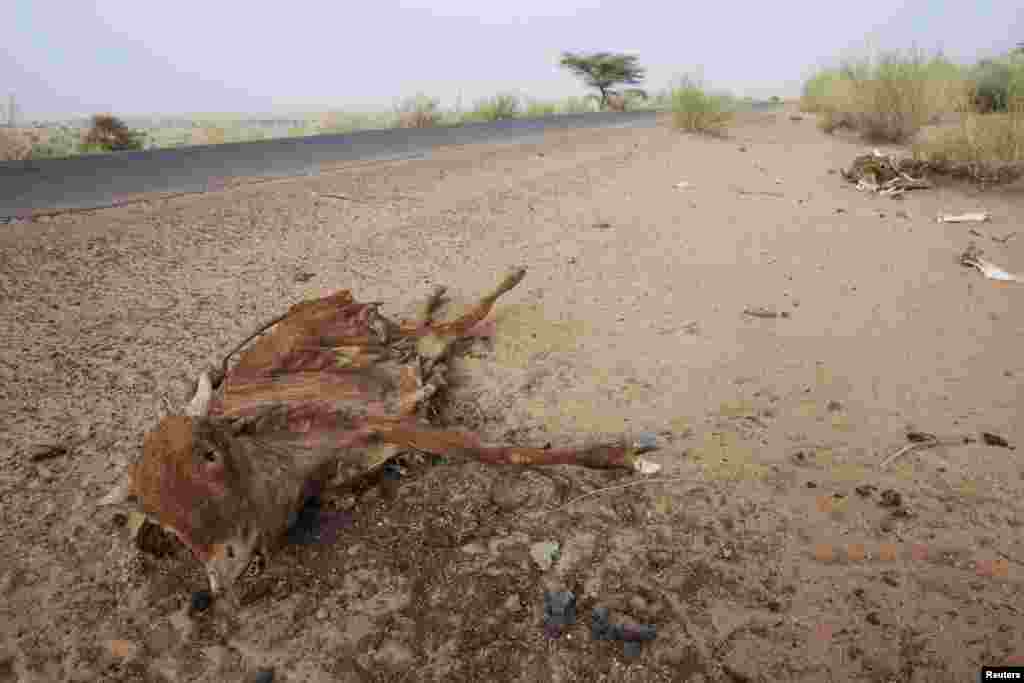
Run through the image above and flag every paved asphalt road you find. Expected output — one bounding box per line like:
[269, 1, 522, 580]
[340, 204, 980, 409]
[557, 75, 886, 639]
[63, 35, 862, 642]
[0, 112, 660, 218]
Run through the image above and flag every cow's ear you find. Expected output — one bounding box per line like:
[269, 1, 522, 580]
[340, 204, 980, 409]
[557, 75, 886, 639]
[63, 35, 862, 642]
[185, 371, 214, 417]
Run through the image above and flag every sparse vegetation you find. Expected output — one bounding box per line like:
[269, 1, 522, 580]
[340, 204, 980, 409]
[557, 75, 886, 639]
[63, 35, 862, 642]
[524, 99, 558, 117]
[669, 76, 735, 134]
[559, 51, 646, 109]
[7, 80, 669, 161]
[0, 128, 36, 161]
[801, 50, 964, 143]
[803, 44, 1024, 181]
[394, 94, 442, 128]
[466, 93, 521, 122]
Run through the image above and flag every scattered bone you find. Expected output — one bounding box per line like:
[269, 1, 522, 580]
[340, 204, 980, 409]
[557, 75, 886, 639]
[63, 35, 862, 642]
[841, 150, 932, 197]
[960, 244, 1024, 283]
[937, 211, 991, 224]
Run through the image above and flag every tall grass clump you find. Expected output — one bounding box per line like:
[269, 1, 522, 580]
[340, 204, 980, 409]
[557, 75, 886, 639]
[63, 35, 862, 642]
[466, 93, 521, 122]
[803, 50, 967, 142]
[524, 99, 558, 117]
[394, 93, 442, 128]
[913, 60, 1024, 169]
[669, 77, 735, 134]
[558, 96, 599, 114]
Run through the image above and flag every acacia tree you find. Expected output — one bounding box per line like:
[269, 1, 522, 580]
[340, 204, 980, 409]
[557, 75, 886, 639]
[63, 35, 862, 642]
[560, 52, 646, 109]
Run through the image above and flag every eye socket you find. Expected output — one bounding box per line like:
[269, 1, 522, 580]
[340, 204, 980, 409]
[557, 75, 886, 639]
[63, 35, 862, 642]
[200, 448, 218, 463]
[226, 545, 235, 559]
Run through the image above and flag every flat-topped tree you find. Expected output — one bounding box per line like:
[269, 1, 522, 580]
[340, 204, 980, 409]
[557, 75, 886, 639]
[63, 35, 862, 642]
[559, 52, 646, 110]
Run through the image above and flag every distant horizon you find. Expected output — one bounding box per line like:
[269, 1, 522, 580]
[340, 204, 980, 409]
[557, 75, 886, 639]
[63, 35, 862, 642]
[6, 0, 1022, 123]
[10, 78, 780, 124]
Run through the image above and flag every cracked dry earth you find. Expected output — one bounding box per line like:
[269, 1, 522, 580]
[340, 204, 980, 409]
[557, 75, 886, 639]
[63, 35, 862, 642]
[2, 107, 1023, 682]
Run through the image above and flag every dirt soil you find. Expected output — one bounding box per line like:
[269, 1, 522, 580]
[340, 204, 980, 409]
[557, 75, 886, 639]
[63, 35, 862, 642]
[1, 106, 1023, 682]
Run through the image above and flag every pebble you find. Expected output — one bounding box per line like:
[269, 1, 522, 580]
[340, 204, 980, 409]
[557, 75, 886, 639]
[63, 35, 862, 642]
[315, 607, 328, 621]
[530, 541, 560, 571]
[252, 669, 274, 683]
[504, 594, 522, 612]
[632, 432, 658, 453]
[28, 443, 67, 462]
[543, 590, 577, 629]
[879, 489, 902, 508]
[623, 641, 643, 658]
[190, 590, 212, 613]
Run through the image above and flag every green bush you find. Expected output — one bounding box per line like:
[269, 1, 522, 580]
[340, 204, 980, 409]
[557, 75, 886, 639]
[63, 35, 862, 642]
[559, 96, 598, 114]
[801, 50, 968, 143]
[467, 93, 521, 122]
[524, 99, 558, 117]
[669, 77, 734, 134]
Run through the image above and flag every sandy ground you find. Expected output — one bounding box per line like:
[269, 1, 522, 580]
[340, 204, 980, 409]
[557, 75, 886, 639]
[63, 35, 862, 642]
[1, 106, 1023, 682]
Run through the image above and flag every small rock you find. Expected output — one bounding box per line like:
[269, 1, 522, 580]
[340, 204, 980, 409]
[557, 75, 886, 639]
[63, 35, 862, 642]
[854, 484, 876, 498]
[0, 653, 14, 681]
[504, 594, 522, 612]
[738, 145, 748, 152]
[251, 669, 275, 683]
[982, 432, 1012, 449]
[28, 443, 67, 462]
[826, 400, 842, 412]
[543, 590, 577, 638]
[629, 595, 649, 615]
[190, 590, 213, 613]
[593, 221, 612, 229]
[106, 639, 137, 660]
[632, 432, 658, 454]
[866, 612, 881, 626]
[743, 306, 781, 319]
[491, 481, 530, 512]
[806, 481, 817, 489]
[294, 271, 316, 283]
[374, 639, 414, 667]
[530, 541, 560, 571]
[315, 607, 328, 621]
[879, 489, 902, 508]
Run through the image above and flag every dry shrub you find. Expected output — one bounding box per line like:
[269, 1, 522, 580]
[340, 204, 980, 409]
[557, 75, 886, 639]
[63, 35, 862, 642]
[912, 88, 1024, 181]
[670, 79, 734, 134]
[395, 94, 441, 128]
[192, 126, 227, 145]
[398, 110, 438, 128]
[0, 128, 36, 160]
[84, 114, 144, 151]
[806, 51, 966, 143]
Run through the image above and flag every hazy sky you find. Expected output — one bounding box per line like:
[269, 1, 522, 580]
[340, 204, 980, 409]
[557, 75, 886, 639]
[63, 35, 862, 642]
[5, 0, 1022, 120]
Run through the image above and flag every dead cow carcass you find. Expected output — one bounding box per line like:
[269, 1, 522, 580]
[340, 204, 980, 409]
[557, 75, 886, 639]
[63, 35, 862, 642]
[100, 268, 660, 602]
